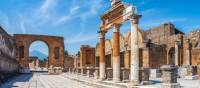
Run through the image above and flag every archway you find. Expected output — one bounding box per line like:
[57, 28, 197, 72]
[29, 41, 49, 71]
[168, 47, 175, 65]
[14, 34, 64, 69]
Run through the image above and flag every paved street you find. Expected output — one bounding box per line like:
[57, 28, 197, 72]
[0, 73, 94, 88]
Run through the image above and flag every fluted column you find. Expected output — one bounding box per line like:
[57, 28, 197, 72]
[112, 24, 121, 82]
[129, 15, 140, 85]
[99, 31, 106, 80]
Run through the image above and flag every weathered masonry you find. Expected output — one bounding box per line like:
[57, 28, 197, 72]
[14, 34, 64, 68]
[0, 26, 19, 84]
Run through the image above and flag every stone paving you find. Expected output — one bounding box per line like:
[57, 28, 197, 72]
[0, 73, 94, 88]
[1, 72, 200, 88]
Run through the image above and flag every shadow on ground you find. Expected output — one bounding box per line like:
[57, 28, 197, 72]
[0, 73, 33, 88]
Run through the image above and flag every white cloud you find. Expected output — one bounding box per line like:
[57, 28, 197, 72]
[55, 6, 80, 25]
[38, 0, 56, 17]
[55, 0, 102, 25]
[65, 33, 98, 44]
[70, 6, 80, 14]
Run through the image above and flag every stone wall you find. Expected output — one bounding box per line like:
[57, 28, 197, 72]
[191, 48, 200, 65]
[140, 43, 167, 68]
[144, 23, 183, 45]
[64, 55, 74, 68]
[80, 45, 95, 68]
[0, 26, 19, 84]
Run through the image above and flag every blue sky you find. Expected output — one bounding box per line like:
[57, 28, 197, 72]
[0, 0, 200, 56]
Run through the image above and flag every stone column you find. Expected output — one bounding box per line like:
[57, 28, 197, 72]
[129, 15, 141, 86]
[49, 46, 54, 67]
[99, 31, 106, 80]
[161, 65, 180, 88]
[24, 45, 29, 68]
[185, 39, 191, 65]
[175, 41, 179, 66]
[112, 24, 121, 82]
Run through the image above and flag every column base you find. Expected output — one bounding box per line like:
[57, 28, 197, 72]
[128, 80, 140, 87]
[140, 81, 152, 85]
[98, 78, 106, 81]
[113, 78, 121, 83]
[162, 83, 181, 88]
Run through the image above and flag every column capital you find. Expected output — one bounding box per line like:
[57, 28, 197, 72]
[113, 23, 121, 32]
[98, 30, 106, 38]
[129, 14, 142, 24]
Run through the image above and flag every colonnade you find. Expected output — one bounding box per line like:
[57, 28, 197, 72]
[98, 15, 141, 84]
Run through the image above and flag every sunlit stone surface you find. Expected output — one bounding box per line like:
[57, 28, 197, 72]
[0, 73, 93, 88]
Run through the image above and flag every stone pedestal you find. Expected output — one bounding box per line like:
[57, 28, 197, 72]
[150, 69, 162, 78]
[122, 68, 130, 82]
[48, 66, 63, 75]
[86, 67, 94, 77]
[106, 68, 113, 80]
[94, 68, 99, 79]
[161, 65, 180, 88]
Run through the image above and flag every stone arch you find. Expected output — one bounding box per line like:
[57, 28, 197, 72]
[105, 39, 112, 67]
[167, 47, 175, 65]
[105, 39, 112, 54]
[195, 41, 200, 48]
[14, 34, 64, 68]
[120, 34, 126, 50]
[127, 29, 144, 48]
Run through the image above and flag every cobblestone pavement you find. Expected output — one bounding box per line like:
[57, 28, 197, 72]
[0, 73, 94, 88]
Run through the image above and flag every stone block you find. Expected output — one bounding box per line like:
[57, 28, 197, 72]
[161, 65, 180, 88]
[162, 83, 181, 88]
[93, 69, 99, 79]
[106, 68, 113, 80]
[178, 67, 187, 78]
[122, 68, 130, 82]
[150, 69, 162, 78]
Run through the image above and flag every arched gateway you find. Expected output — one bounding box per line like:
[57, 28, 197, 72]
[14, 34, 64, 68]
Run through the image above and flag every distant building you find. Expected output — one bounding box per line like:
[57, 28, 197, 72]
[80, 45, 95, 68]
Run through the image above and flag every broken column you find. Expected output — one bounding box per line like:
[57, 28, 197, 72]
[99, 31, 106, 80]
[112, 24, 121, 82]
[161, 65, 180, 88]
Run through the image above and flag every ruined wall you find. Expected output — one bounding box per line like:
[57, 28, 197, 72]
[186, 29, 200, 65]
[191, 48, 200, 65]
[64, 55, 74, 68]
[80, 45, 96, 68]
[0, 26, 19, 84]
[144, 23, 183, 45]
[140, 43, 167, 68]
